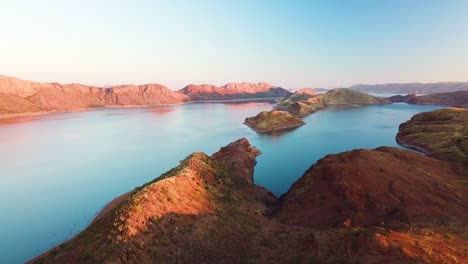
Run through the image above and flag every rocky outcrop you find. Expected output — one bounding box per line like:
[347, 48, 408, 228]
[350, 82, 468, 94]
[178, 82, 292, 101]
[396, 108, 468, 163]
[276, 88, 390, 117]
[32, 139, 468, 264]
[388, 91, 468, 108]
[275, 147, 468, 228]
[244, 110, 305, 133]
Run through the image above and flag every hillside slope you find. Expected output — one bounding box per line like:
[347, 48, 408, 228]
[396, 108, 468, 163]
[32, 139, 468, 264]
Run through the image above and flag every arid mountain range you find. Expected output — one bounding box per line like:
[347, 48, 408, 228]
[0, 76, 292, 116]
[2, 75, 468, 117]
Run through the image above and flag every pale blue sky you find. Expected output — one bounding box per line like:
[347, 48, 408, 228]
[0, 0, 467, 89]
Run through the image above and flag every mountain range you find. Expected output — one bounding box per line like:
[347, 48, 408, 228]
[0, 76, 292, 116]
[349, 82, 468, 94]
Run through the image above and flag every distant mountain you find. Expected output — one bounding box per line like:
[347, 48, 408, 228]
[178, 82, 292, 101]
[0, 76, 291, 116]
[388, 90, 468, 108]
[314, 88, 329, 93]
[349, 82, 468, 94]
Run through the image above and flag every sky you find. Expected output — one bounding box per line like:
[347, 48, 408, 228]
[0, 0, 467, 90]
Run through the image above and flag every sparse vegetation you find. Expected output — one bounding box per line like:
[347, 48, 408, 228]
[244, 110, 304, 133]
[276, 88, 390, 117]
[397, 108, 468, 163]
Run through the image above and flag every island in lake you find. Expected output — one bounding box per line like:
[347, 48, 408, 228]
[244, 110, 304, 133]
[244, 88, 390, 133]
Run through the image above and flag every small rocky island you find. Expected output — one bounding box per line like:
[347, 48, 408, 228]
[244, 110, 305, 133]
[397, 108, 468, 163]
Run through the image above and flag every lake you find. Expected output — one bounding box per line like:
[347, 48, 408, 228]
[0, 102, 442, 263]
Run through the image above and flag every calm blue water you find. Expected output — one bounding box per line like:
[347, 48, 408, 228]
[0, 102, 442, 263]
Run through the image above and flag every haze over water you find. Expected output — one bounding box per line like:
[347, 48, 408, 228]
[0, 102, 442, 263]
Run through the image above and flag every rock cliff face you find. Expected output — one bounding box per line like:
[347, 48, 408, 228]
[178, 82, 292, 101]
[388, 91, 468, 108]
[276, 88, 390, 117]
[32, 139, 468, 264]
[244, 110, 305, 133]
[397, 108, 468, 163]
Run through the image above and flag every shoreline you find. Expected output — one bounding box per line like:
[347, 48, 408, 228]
[187, 97, 284, 103]
[26, 190, 134, 264]
[244, 121, 305, 133]
[395, 136, 431, 155]
[0, 97, 283, 121]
